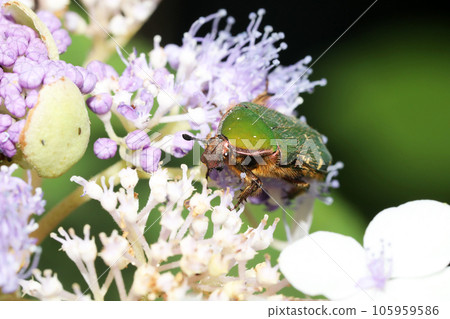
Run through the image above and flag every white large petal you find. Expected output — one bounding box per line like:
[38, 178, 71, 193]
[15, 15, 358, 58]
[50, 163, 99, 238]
[345, 268, 450, 302]
[279, 231, 370, 300]
[383, 267, 450, 301]
[364, 200, 450, 278]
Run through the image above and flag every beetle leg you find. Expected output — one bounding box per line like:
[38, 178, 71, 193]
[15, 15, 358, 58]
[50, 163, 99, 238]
[251, 80, 274, 106]
[235, 168, 262, 208]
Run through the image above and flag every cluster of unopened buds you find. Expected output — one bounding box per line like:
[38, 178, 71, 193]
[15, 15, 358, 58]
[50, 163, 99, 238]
[0, 1, 97, 178]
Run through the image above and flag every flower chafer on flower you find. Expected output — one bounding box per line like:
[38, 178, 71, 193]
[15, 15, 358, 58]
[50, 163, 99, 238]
[0, 164, 45, 293]
[162, 9, 339, 210]
[85, 8, 337, 204]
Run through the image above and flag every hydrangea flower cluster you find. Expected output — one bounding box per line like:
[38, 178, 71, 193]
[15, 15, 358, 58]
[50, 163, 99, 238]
[0, 7, 96, 159]
[1, 1, 445, 304]
[0, 164, 45, 293]
[21, 166, 285, 300]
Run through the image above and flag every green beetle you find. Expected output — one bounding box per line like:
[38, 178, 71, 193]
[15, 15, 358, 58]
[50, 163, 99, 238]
[185, 101, 332, 207]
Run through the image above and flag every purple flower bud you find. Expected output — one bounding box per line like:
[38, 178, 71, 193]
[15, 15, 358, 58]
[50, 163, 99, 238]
[117, 103, 138, 120]
[64, 65, 84, 88]
[7, 33, 28, 56]
[172, 131, 194, 158]
[25, 89, 39, 109]
[52, 28, 71, 54]
[6, 25, 33, 43]
[25, 38, 48, 63]
[0, 73, 22, 99]
[0, 114, 12, 132]
[140, 146, 161, 173]
[0, 42, 18, 67]
[125, 129, 151, 150]
[86, 93, 112, 115]
[4, 92, 26, 118]
[76, 66, 97, 94]
[7, 120, 26, 143]
[14, 57, 45, 89]
[43, 61, 66, 84]
[0, 132, 16, 158]
[93, 138, 117, 159]
[37, 11, 62, 32]
[86, 60, 118, 81]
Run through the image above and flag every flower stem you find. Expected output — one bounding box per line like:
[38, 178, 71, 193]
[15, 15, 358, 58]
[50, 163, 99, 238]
[32, 160, 127, 245]
[126, 227, 147, 265]
[261, 278, 290, 296]
[243, 206, 258, 228]
[112, 267, 128, 301]
[0, 293, 28, 301]
[157, 261, 181, 272]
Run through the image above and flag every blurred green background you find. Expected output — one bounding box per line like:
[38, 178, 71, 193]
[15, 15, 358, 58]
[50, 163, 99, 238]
[32, 0, 449, 299]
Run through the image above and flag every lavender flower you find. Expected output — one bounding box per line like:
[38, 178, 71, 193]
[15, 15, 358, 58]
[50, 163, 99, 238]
[165, 9, 326, 121]
[0, 164, 45, 293]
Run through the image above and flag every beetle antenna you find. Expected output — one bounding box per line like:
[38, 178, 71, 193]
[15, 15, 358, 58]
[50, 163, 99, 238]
[182, 134, 207, 143]
[182, 134, 194, 141]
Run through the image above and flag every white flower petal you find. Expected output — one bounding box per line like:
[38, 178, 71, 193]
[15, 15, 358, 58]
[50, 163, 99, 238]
[381, 267, 450, 301]
[345, 267, 450, 301]
[364, 200, 450, 278]
[343, 287, 388, 302]
[279, 231, 369, 300]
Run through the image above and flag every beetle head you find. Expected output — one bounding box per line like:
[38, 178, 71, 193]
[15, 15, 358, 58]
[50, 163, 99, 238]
[200, 136, 229, 171]
[182, 134, 230, 175]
